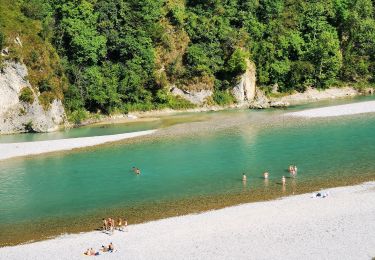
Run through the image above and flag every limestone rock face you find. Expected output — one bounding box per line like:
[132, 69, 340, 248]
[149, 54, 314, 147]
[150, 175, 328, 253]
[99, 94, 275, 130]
[232, 60, 256, 104]
[249, 89, 270, 109]
[0, 61, 66, 134]
[170, 86, 212, 105]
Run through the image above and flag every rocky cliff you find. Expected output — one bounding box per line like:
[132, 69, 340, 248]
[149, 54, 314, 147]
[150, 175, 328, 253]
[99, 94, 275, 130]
[0, 62, 65, 134]
[231, 60, 256, 105]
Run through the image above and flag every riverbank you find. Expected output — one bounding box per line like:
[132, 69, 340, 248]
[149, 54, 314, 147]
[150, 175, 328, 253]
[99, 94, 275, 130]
[79, 86, 373, 126]
[0, 130, 156, 161]
[1, 182, 374, 259]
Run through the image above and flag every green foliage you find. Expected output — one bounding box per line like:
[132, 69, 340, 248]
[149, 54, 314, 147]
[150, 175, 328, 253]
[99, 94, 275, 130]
[213, 90, 235, 106]
[227, 49, 247, 75]
[56, 1, 107, 64]
[19, 87, 34, 104]
[7, 0, 375, 120]
[38, 79, 53, 93]
[21, 0, 52, 20]
[0, 31, 4, 49]
[23, 121, 35, 133]
[67, 109, 88, 124]
[155, 89, 195, 110]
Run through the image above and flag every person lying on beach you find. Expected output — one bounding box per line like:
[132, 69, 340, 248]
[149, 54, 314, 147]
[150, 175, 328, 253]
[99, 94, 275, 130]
[84, 248, 99, 256]
[101, 245, 109, 252]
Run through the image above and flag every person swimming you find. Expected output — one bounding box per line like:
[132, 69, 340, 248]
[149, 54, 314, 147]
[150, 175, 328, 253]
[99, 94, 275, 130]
[132, 166, 141, 175]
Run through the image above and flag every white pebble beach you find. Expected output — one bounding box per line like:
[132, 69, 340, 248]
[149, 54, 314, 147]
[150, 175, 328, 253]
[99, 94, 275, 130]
[0, 130, 156, 161]
[286, 100, 375, 118]
[0, 182, 374, 260]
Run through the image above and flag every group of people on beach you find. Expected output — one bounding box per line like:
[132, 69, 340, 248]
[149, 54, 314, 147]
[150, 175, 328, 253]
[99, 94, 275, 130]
[242, 164, 298, 185]
[102, 217, 127, 234]
[84, 242, 115, 256]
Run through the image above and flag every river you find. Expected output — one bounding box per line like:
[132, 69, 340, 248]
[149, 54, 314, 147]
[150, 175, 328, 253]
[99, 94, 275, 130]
[0, 96, 374, 245]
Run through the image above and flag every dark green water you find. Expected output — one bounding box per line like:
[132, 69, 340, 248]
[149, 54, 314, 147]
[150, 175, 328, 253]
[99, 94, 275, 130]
[0, 97, 374, 245]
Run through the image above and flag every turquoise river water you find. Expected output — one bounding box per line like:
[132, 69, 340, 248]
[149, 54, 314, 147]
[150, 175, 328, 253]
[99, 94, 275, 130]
[0, 96, 374, 245]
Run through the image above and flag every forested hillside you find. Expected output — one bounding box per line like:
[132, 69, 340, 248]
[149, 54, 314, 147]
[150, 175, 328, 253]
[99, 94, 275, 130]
[1, 0, 375, 118]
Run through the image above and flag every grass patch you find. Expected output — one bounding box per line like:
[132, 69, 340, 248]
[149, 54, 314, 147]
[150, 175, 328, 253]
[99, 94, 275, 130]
[212, 90, 235, 106]
[19, 87, 34, 103]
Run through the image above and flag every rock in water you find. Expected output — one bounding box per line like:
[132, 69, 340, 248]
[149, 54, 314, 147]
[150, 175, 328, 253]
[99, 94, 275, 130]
[0, 61, 66, 134]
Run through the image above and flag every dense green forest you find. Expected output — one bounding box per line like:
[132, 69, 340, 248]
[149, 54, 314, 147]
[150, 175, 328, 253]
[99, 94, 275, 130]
[1, 0, 375, 117]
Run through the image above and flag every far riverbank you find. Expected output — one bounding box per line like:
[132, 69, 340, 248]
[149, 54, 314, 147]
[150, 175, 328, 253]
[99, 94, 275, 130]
[77, 86, 373, 128]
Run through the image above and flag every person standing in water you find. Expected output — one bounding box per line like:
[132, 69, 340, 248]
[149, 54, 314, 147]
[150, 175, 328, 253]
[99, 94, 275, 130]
[282, 176, 286, 185]
[263, 171, 269, 179]
[242, 173, 247, 182]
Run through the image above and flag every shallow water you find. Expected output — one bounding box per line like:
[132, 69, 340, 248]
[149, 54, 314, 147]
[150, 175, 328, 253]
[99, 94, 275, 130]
[0, 97, 374, 245]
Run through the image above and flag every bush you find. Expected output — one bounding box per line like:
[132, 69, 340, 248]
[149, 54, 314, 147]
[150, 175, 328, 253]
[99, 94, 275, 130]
[213, 90, 235, 106]
[167, 95, 195, 110]
[21, 0, 51, 20]
[19, 87, 34, 103]
[227, 49, 248, 76]
[23, 121, 36, 133]
[38, 79, 53, 92]
[68, 109, 88, 124]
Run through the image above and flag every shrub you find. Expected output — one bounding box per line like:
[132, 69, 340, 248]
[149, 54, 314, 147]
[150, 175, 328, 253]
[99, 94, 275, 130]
[227, 49, 248, 75]
[19, 87, 34, 104]
[167, 95, 195, 110]
[38, 79, 53, 92]
[23, 121, 36, 133]
[68, 109, 88, 125]
[213, 90, 235, 106]
[21, 0, 51, 20]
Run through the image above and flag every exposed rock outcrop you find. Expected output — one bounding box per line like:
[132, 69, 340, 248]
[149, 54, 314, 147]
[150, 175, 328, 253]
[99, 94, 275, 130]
[170, 86, 212, 105]
[0, 61, 66, 134]
[249, 89, 270, 109]
[232, 60, 256, 104]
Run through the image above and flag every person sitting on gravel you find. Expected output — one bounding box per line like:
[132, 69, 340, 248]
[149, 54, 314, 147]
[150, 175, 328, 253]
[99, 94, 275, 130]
[101, 245, 109, 252]
[108, 242, 115, 252]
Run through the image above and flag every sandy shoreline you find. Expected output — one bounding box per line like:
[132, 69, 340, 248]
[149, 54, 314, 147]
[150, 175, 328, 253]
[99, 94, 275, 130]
[0, 130, 156, 161]
[286, 100, 375, 118]
[0, 182, 374, 260]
